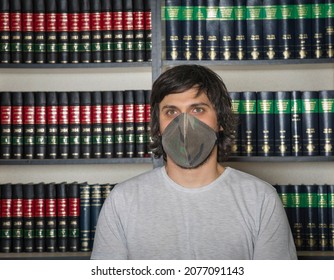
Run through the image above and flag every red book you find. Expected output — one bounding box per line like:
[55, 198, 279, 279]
[101, 0, 113, 62]
[34, 183, 46, 252]
[46, 92, 58, 159]
[0, 0, 10, 63]
[0, 91, 11, 159]
[123, 0, 134, 62]
[35, 91, 47, 159]
[23, 183, 34, 252]
[22, 0, 34, 63]
[134, 90, 146, 157]
[124, 90, 135, 157]
[144, 0, 152, 61]
[57, 182, 68, 252]
[11, 92, 23, 159]
[56, 0, 69, 63]
[144, 90, 151, 157]
[79, 0, 91, 63]
[68, 182, 80, 252]
[112, 0, 123, 62]
[102, 91, 114, 158]
[113, 91, 124, 158]
[92, 91, 102, 158]
[0, 183, 12, 253]
[10, 0, 22, 63]
[58, 92, 69, 159]
[12, 183, 23, 252]
[80, 91, 92, 158]
[46, 0, 57, 63]
[23, 92, 35, 159]
[91, 0, 102, 63]
[34, 0, 46, 63]
[69, 92, 80, 158]
[68, 0, 80, 63]
[134, 0, 145, 62]
[45, 183, 57, 252]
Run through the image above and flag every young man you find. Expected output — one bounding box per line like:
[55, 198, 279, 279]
[91, 65, 297, 260]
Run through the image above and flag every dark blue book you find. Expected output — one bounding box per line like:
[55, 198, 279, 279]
[234, 0, 247, 60]
[263, 0, 278, 59]
[90, 184, 103, 250]
[205, 0, 220, 60]
[319, 90, 334, 156]
[193, 0, 206, 60]
[165, 0, 182, 60]
[328, 185, 334, 250]
[229, 91, 241, 156]
[318, 184, 329, 251]
[219, 0, 235, 60]
[181, 0, 194, 60]
[291, 91, 302, 156]
[324, 0, 334, 58]
[246, 0, 263, 60]
[80, 182, 91, 252]
[312, 0, 326, 58]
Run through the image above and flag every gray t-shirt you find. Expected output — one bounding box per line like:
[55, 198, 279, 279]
[91, 166, 297, 260]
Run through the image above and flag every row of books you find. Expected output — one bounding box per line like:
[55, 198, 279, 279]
[0, 90, 152, 160]
[274, 184, 334, 251]
[164, 0, 334, 60]
[229, 90, 334, 157]
[0, 0, 152, 64]
[0, 181, 116, 253]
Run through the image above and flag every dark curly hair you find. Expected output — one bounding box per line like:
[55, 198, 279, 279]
[149, 64, 237, 162]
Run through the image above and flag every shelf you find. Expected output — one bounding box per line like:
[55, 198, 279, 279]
[227, 156, 334, 162]
[0, 252, 91, 260]
[297, 251, 334, 260]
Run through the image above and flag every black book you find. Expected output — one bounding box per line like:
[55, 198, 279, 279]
[318, 184, 329, 251]
[181, 0, 194, 60]
[23, 92, 35, 159]
[277, 0, 295, 59]
[257, 91, 275, 156]
[90, 183, 102, 250]
[0, 91, 11, 159]
[294, 0, 312, 59]
[56, 182, 68, 252]
[301, 91, 319, 156]
[80, 91, 92, 158]
[319, 90, 334, 156]
[102, 91, 114, 158]
[114, 91, 124, 158]
[0, 0, 10, 63]
[79, 182, 91, 252]
[90, 0, 102, 63]
[10, 0, 22, 63]
[229, 91, 241, 156]
[45, 183, 57, 252]
[291, 90, 302, 156]
[34, 0, 47, 63]
[240, 91, 257, 156]
[263, 0, 278, 60]
[34, 182, 46, 252]
[35, 91, 47, 159]
[0, 183, 12, 253]
[219, 0, 235, 60]
[23, 183, 34, 252]
[46, 0, 58, 63]
[234, 0, 247, 60]
[22, 0, 34, 64]
[325, 0, 334, 58]
[165, 0, 182, 60]
[290, 184, 304, 251]
[312, 1, 326, 59]
[101, 0, 113, 62]
[273, 184, 293, 228]
[124, 90, 135, 158]
[274, 91, 291, 156]
[101, 183, 115, 203]
[69, 91, 81, 159]
[79, 0, 91, 63]
[206, 0, 220, 60]
[123, 0, 134, 62]
[46, 92, 58, 159]
[113, 0, 124, 62]
[144, 0, 152, 61]
[193, 0, 206, 60]
[328, 185, 334, 251]
[68, 0, 80, 63]
[67, 182, 80, 252]
[57, 0, 69, 63]
[58, 92, 69, 159]
[12, 183, 23, 253]
[133, 0, 145, 62]
[246, 0, 263, 60]
[11, 91, 23, 159]
[134, 90, 146, 157]
[144, 90, 152, 157]
[92, 91, 102, 158]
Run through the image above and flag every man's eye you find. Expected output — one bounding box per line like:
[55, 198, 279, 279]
[166, 110, 177, 116]
[193, 107, 204, 113]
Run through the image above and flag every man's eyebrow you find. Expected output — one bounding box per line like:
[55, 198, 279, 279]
[161, 103, 210, 110]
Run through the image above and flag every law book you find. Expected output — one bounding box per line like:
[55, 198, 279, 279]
[277, 0, 295, 59]
[56, 182, 68, 252]
[328, 184, 334, 250]
[165, 0, 182, 60]
[124, 90, 135, 158]
[311, 1, 326, 59]
[257, 91, 275, 156]
[11, 91, 23, 159]
[102, 91, 114, 158]
[79, 182, 91, 252]
[114, 91, 124, 158]
[12, 183, 23, 253]
[46, 91, 58, 159]
[219, 0, 235, 60]
[69, 91, 80, 159]
[90, 0, 102, 63]
[0, 0, 10, 63]
[324, 0, 334, 58]
[229, 91, 241, 156]
[144, 0, 152, 61]
[23, 92, 35, 159]
[68, 0, 80, 63]
[22, 0, 34, 64]
[318, 184, 329, 251]
[319, 90, 334, 156]
[80, 91, 92, 158]
[34, 0, 47, 63]
[193, 0, 206, 60]
[274, 91, 291, 156]
[101, 183, 115, 203]
[58, 92, 69, 159]
[56, 0, 69, 63]
[294, 0, 312, 59]
[246, 0, 263, 60]
[34, 182, 45, 252]
[92, 91, 102, 158]
[206, 0, 220, 60]
[263, 0, 278, 60]
[90, 183, 102, 250]
[234, 0, 247, 60]
[123, 0, 134, 62]
[290, 184, 304, 251]
[112, 0, 124, 62]
[291, 90, 302, 156]
[144, 90, 152, 157]
[273, 184, 293, 228]
[133, 0, 145, 62]
[23, 183, 34, 252]
[181, 0, 194, 60]
[46, 0, 57, 63]
[79, 0, 91, 63]
[10, 0, 22, 63]
[134, 90, 146, 157]
[240, 91, 257, 156]
[35, 91, 47, 159]
[67, 182, 80, 252]
[0, 91, 11, 159]
[301, 91, 320, 156]
[0, 183, 12, 252]
[101, 0, 113, 62]
[45, 182, 57, 252]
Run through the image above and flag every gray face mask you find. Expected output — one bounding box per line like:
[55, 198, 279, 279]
[161, 113, 217, 168]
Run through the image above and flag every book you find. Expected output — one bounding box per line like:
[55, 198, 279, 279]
[79, 182, 91, 252]
[101, 0, 113, 62]
[34, 182, 46, 252]
[328, 184, 334, 250]
[133, 0, 145, 62]
[324, 0, 334, 58]
[112, 0, 124, 62]
[246, 0, 263, 60]
[58, 92, 69, 159]
[273, 184, 293, 227]
[229, 91, 241, 156]
[56, 182, 68, 252]
[114, 91, 124, 158]
[23, 183, 34, 252]
[45, 182, 57, 252]
[144, 0, 152, 61]
[11, 91, 23, 159]
[56, 0, 69, 63]
[68, 0, 80, 63]
[92, 91, 102, 158]
[0, 183, 12, 252]
[263, 0, 278, 60]
[34, 0, 47, 63]
[318, 184, 329, 251]
[23, 92, 35, 159]
[69, 91, 80, 159]
[12, 183, 23, 253]
[181, 0, 194, 60]
[80, 91, 92, 158]
[79, 0, 91, 63]
[205, 0, 220, 60]
[144, 90, 152, 157]
[165, 0, 182, 60]
[124, 90, 135, 158]
[67, 182, 80, 252]
[219, 0, 235, 60]
[101, 183, 115, 203]
[91, 0, 102, 63]
[123, 0, 135, 62]
[193, 0, 206, 60]
[46, 91, 58, 159]
[0, 0, 10, 63]
[46, 0, 57, 63]
[312, 0, 326, 59]
[102, 91, 114, 158]
[234, 0, 247, 60]
[291, 90, 302, 156]
[90, 183, 102, 249]
[22, 0, 34, 64]
[0, 91, 11, 159]
[290, 184, 304, 251]
[319, 90, 334, 156]
[10, 0, 22, 63]
[35, 91, 47, 159]
[134, 90, 146, 157]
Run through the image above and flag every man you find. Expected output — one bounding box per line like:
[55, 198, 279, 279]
[91, 65, 297, 260]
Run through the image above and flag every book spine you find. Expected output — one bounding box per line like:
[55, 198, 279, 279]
[229, 91, 241, 156]
[10, 0, 22, 63]
[79, 0, 91, 63]
[67, 182, 80, 252]
[134, 90, 146, 157]
[0, 91, 11, 159]
[79, 182, 91, 252]
[181, 0, 194, 60]
[324, 0, 334, 58]
[0, 183, 12, 252]
[12, 183, 23, 253]
[101, 0, 113, 62]
[90, 0, 102, 63]
[124, 90, 135, 158]
[329, 185, 334, 250]
[273, 184, 293, 228]
[23, 92, 35, 159]
[0, 0, 10, 63]
[291, 90, 302, 156]
[102, 91, 114, 158]
[123, 0, 134, 62]
[56, 182, 68, 252]
[319, 90, 334, 156]
[11, 92, 23, 159]
[45, 183, 57, 252]
[23, 183, 34, 252]
[112, 0, 124, 62]
[312, 0, 326, 59]
[90, 184, 102, 250]
[193, 0, 206, 60]
[101, 183, 115, 203]
[113, 91, 124, 158]
[34, 182, 45, 252]
[58, 92, 69, 159]
[234, 0, 247, 60]
[57, 0, 69, 63]
[290, 184, 304, 250]
[68, 0, 80, 63]
[144, 0, 152, 61]
[80, 91, 92, 158]
[91, 91, 102, 158]
[318, 184, 329, 251]
[263, 0, 278, 59]
[165, 0, 182, 60]
[206, 0, 220, 60]
[34, 0, 47, 63]
[301, 91, 320, 156]
[46, 92, 58, 159]
[35, 91, 47, 159]
[274, 91, 291, 156]
[246, 0, 263, 60]
[144, 90, 152, 157]
[133, 0, 145, 62]
[257, 91, 275, 156]
[219, 0, 235, 60]
[69, 91, 81, 158]
[22, 0, 34, 64]
[46, 0, 58, 63]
